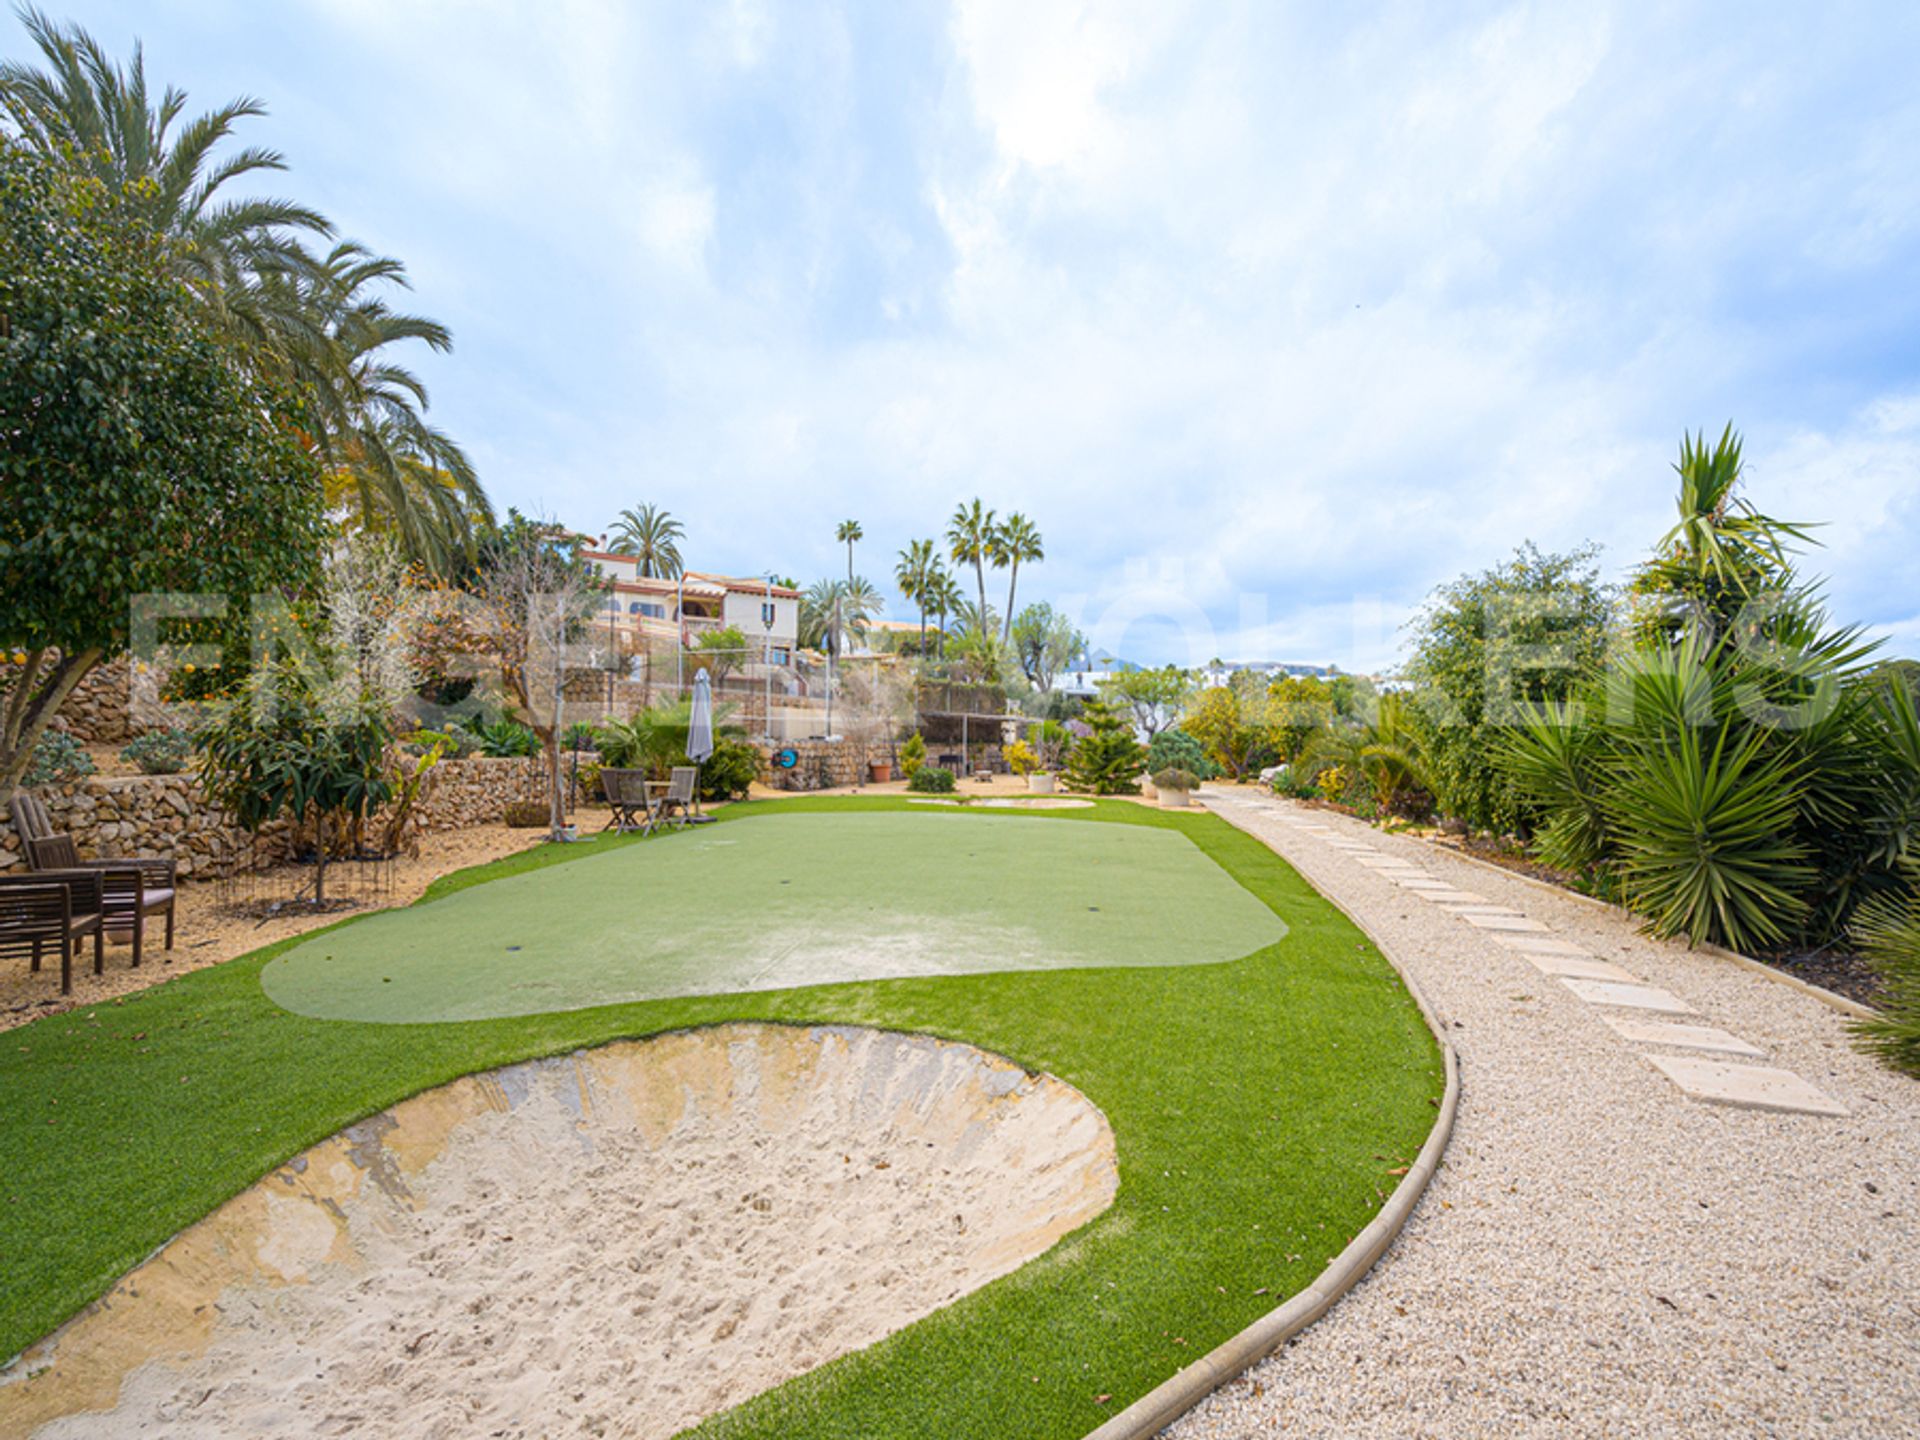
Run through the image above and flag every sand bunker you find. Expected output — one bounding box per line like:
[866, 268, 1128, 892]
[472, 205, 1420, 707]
[2, 1025, 1117, 1439]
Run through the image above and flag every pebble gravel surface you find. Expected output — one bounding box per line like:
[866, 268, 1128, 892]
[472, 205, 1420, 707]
[1167, 792, 1920, 1440]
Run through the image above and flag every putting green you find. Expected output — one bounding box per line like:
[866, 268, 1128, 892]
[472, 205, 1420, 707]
[260, 811, 1287, 1023]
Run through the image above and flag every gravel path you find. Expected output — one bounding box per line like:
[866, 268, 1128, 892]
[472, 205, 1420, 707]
[1169, 791, 1920, 1440]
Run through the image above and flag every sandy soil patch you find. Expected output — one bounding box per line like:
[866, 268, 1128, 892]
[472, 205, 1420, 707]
[0, 824, 545, 1032]
[4, 1024, 1118, 1439]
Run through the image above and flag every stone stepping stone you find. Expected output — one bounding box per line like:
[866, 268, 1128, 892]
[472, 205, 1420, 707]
[1558, 978, 1695, 1014]
[1517, 952, 1641, 983]
[1410, 888, 1490, 904]
[1644, 1055, 1848, 1117]
[1393, 877, 1446, 889]
[1602, 1016, 1767, 1059]
[1459, 912, 1552, 933]
[1489, 935, 1591, 958]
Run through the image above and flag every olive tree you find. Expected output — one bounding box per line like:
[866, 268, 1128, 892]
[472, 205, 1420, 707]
[0, 140, 325, 788]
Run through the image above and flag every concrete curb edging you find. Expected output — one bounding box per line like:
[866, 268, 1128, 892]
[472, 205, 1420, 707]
[1394, 827, 1881, 1023]
[1079, 802, 1462, 1440]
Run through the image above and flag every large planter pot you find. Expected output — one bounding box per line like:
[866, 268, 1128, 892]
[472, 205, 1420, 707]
[1026, 772, 1056, 795]
[868, 761, 893, 784]
[1157, 787, 1192, 809]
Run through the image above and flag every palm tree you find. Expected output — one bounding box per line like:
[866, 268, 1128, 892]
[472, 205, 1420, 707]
[946, 499, 998, 635]
[926, 570, 963, 661]
[994, 512, 1044, 642]
[895, 539, 938, 654]
[799, 578, 882, 657]
[607, 505, 685, 578]
[0, 6, 331, 334]
[297, 243, 489, 571]
[836, 519, 863, 588]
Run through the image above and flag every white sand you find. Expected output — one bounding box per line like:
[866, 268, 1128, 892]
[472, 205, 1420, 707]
[6, 1025, 1117, 1439]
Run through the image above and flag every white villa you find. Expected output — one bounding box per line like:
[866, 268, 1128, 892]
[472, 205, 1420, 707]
[581, 550, 802, 664]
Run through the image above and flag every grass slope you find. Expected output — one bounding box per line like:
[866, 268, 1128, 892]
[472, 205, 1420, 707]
[0, 798, 1441, 1438]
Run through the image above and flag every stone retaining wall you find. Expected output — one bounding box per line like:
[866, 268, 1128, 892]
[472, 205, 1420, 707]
[0, 756, 544, 880]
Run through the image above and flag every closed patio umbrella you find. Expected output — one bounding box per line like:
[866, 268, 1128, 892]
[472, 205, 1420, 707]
[687, 667, 715, 820]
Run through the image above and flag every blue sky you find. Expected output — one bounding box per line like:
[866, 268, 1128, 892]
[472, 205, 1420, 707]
[10, 1, 1920, 669]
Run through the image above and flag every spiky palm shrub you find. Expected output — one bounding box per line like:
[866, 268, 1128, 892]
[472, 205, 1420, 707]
[1851, 873, 1920, 1077]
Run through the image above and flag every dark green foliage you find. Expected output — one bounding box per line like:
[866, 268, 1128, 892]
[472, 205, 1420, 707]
[1064, 696, 1146, 795]
[1852, 872, 1920, 1078]
[699, 738, 761, 801]
[1402, 543, 1614, 833]
[907, 765, 956, 793]
[1151, 767, 1199, 792]
[462, 715, 540, 758]
[0, 140, 326, 786]
[21, 730, 94, 785]
[1147, 728, 1220, 780]
[119, 728, 193, 775]
[595, 697, 745, 779]
[1499, 433, 1919, 952]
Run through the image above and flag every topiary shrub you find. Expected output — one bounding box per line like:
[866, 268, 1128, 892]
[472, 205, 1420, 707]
[120, 728, 193, 775]
[1152, 767, 1199, 793]
[907, 765, 956, 794]
[23, 731, 95, 786]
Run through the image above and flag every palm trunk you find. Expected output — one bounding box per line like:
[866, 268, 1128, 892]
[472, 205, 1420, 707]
[974, 564, 987, 636]
[1003, 561, 1019, 643]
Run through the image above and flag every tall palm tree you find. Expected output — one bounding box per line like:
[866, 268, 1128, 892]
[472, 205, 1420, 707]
[607, 505, 685, 578]
[994, 512, 1044, 642]
[895, 539, 938, 654]
[836, 519, 863, 588]
[0, 6, 331, 334]
[946, 499, 997, 634]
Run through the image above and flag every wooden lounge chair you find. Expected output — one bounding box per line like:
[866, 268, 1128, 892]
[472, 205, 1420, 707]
[599, 768, 651, 834]
[644, 767, 699, 836]
[0, 872, 105, 995]
[11, 789, 177, 967]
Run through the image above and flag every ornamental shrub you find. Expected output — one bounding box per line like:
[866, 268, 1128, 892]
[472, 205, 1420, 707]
[120, 729, 193, 775]
[1064, 696, 1146, 795]
[22, 731, 95, 786]
[900, 732, 927, 777]
[1004, 739, 1039, 775]
[699, 738, 761, 801]
[907, 765, 956, 794]
[1151, 767, 1199, 792]
[1147, 728, 1219, 781]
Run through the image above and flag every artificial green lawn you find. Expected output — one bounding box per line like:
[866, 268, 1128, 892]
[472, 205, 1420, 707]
[262, 810, 1286, 1021]
[0, 798, 1441, 1438]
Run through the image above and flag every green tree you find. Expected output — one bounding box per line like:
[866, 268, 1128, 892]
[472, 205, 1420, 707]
[1010, 603, 1083, 694]
[993, 512, 1043, 642]
[0, 6, 330, 334]
[607, 504, 684, 578]
[1063, 695, 1145, 795]
[1402, 541, 1615, 833]
[0, 139, 327, 788]
[836, 518, 863, 587]
[692, 624, 751, 684]
[1102, 666, 1193, 741]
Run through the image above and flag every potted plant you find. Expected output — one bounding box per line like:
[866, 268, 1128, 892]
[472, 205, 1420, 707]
[868, 756, 893, 784]
[1152, 766, 1199, 808]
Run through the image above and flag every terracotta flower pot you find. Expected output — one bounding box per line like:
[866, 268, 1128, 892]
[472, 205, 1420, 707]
[868, 762, 893, 784]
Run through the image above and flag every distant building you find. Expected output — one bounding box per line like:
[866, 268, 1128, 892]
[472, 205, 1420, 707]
[580, 551, 801, 663]
[1194, 660, 1341, 689]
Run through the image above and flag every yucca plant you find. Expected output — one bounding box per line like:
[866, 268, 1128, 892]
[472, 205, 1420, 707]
[1606, 723, 1812, 950]
[1850, 870, 1920, 1078]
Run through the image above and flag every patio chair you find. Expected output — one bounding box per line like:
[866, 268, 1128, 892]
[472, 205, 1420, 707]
[644, 767, 699, 836]
[0, 872, 105, 995]
[11, 789, 176, 968]
[600, 768, 652, 834]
